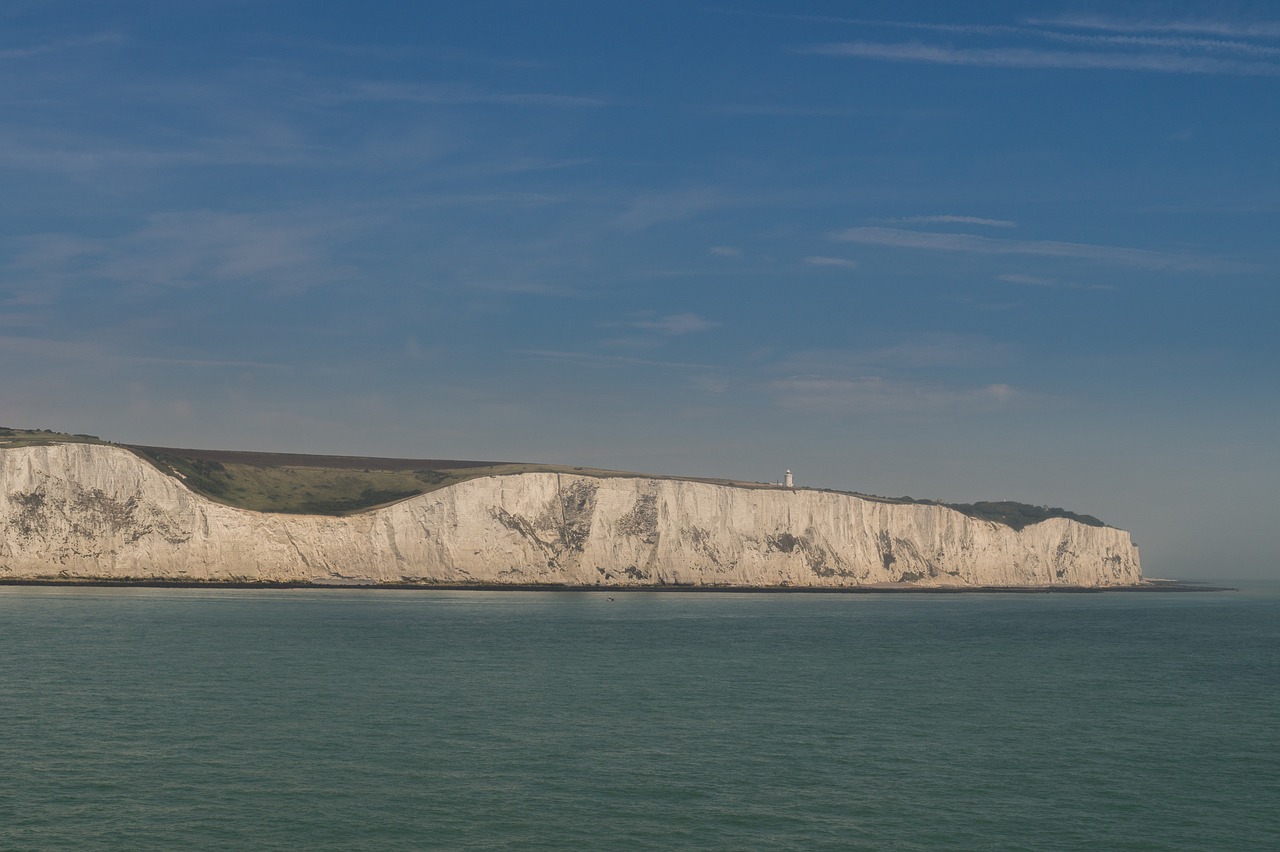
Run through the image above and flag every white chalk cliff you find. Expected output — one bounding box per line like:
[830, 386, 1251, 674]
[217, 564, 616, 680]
[0, 443, 1142, 587]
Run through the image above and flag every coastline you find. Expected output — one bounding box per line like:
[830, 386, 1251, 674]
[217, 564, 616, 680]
[1, 443, 1144, 590]
[0, 578, 1235, 593]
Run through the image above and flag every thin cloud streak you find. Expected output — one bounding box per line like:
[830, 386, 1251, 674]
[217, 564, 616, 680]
[769, 375, 1018, 415]
[707, 103, 855, 117]
[251, 35, 547, 69]
[332, 81, 607, 107]
[516, 350, 719, 370]
[880, 215, 1017, 228]
[759, 10, 1280, 42]
[752, 13, 1280, 57]
[1031, 30, 1280, 57]
[0, 31, 126, 60]
[833, 227, 1241, 272]
[6, 210, 358, 301]
[802, 41, 1280, 76]
[998, 273, 1113, 291]
[1025, 16, 1280, 40]
[601, 313, 719, 336]
[628, 313, 718, 335]
[772, 336, 1013, 373]
[803, 256, 859, 269]
[0, 335, 288, 369]
[615, 188, 726, 231]
[717, 10, 1019, 36]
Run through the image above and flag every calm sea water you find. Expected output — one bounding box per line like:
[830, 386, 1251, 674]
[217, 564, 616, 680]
[1, 584, 1276, 850]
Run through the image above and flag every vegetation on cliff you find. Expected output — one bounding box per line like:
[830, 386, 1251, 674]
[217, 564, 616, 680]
[844, 491, 1105, 531]
[0, 427, 1105, 528]
[124, 445, 608, 516]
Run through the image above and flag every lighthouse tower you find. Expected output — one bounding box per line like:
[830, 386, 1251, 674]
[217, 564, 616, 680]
[784, 469, 794, 489]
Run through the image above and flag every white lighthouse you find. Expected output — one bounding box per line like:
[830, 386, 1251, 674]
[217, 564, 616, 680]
[784, 469, 793, 489]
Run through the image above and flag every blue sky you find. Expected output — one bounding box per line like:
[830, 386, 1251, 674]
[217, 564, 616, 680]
[2, 1, 1277, 578]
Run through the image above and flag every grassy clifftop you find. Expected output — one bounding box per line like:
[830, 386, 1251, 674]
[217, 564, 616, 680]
[846, 492, 1104, 531]
[0, 426, 1106, 528]
[2, 427, 510, 514]
[0, 427, 111, 448]
[125, 445, 634, 515]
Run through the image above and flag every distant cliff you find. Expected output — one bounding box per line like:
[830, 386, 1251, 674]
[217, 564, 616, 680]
[0, 443, 1142, 587]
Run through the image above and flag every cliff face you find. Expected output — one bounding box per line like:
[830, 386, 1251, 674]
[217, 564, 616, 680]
[0, 443, 1142, 587]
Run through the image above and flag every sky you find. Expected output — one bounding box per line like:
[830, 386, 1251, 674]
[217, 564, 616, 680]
[1, 1, 1277, 579]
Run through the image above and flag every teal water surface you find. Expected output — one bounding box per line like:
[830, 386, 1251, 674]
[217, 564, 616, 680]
[1, 585, 1277, 850]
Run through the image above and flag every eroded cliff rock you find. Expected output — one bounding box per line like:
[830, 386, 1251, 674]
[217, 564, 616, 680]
[0, 443, 1142, 587]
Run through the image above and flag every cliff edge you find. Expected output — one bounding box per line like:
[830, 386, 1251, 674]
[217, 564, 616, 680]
[0, 443, 1142, 587]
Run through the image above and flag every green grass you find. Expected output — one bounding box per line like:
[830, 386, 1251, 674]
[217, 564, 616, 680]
[0, 426, 1107, 527]
[128, 451, 451, 514]
[940, 500, 1104, 530]
[0, 427, 110, 448]
[808, 489, 1106, 530]
[125, 450, 639, 516]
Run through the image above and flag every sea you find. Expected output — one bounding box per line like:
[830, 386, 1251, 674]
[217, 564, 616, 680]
[1, 583, 1276, 850]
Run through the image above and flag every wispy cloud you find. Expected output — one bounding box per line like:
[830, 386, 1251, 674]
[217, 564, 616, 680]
[398, 190, 568, 209]
[708, 245, 741, 257]
[740, 10, 1280, 54]
[833, 227, 1241, 272]
[625, 312, 719, 336]
[0, 127, 329, 174]
[775, 336, 1013, 373]
[515, 349, 718, 370]
[1025, 16, 1280, 40]
[879, 215, 1016, 228]
[803, 255, 859, 269]
[790, 10, 1280, 77]
[615, 188, 726, 231]
[250, 35, 547, 69]
[0, 334, 286, 369]
[997, 273, 1112, 291]
[1030, 30, 1280, 58]
[864, 335, 1013, 369]
[713, 10, 1018, 36]
[707, 103, 855, 117]
[802, 41, 1280, 76]
[104, 211, 347, 292]
[595, 311, 720, 348]
[756, 337, 1021, 414]
[0, 54, 602, 181]
[0, 306, 52, 329]
[0, 31, 126, 60]
[331, 81, 607, 108]
[770, 375, 1017, 414]
[7, 210, 356, 300]
[464, 279, 575, 297]
[998, 273, 1056, 286]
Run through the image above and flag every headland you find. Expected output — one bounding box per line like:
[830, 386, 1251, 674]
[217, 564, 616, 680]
[1, 427, 1146, 590]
